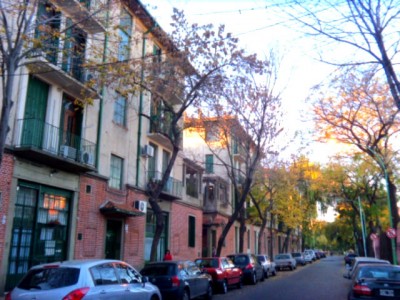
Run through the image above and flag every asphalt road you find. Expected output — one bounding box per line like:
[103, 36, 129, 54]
[213, 255, 350, 300]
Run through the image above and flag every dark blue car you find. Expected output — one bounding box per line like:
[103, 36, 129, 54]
[140, 260, 213, 300]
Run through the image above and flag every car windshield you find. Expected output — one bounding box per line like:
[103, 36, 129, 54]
[195, 259, 218, 268]
[230, 255, 249, 265]
[141, 264, 175, 276]
[292, 253, 300, 257]
[18, 267, 80, 290]
[275, 255, 289, 260]
[258, 256, 265, 262]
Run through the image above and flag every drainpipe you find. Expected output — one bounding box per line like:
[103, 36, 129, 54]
[135, 24, 157, 186]
[95, 1, 110, 167]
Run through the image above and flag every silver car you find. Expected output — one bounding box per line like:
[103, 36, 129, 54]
[274, 253, 297, 271]
[6, 259, 161, 300]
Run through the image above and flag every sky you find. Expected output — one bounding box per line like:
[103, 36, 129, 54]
[140, 0, 341, 163]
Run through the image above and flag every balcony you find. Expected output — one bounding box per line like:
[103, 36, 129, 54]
[49, 0, 106, 34]
[13, 118, 96, 173]
[25, 52, 98, 100]
[148, 114, 182, 149]
[146, 171, 182, 200]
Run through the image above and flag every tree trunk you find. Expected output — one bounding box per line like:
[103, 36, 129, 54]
[258, 219, 267, 254]
[0, 64, 15, 169]
[148, 197, 164, 261]
[239, 211, 246, 253]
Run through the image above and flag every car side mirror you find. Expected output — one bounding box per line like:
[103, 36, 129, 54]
[343, 273, 350, 279]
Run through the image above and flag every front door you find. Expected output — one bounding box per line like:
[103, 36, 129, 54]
[5, 183, 71, 292]
[105, 220, 122, 259]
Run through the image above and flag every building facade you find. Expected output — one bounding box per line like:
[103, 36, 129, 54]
[0, 0, 295, 295]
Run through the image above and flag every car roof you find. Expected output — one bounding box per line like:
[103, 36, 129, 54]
[353, 257, 389, 263]
[29, 259, 127, 269]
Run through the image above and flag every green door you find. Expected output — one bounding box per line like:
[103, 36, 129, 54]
[5, 183, 71, 292]
[105, 220, 122, 259]
[21, 76, 49, 148]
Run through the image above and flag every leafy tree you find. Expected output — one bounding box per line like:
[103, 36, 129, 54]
[101, 8, 283, 260]
[312, 69, 400, 260]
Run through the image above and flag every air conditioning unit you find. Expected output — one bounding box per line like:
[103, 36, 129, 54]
[141, 145, 154, 157]
[80, 151, 94, 165]
[60, 145, 77, 160]
[134, 200, 147, 213]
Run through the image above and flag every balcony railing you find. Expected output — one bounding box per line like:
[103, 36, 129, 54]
[14, 118, 96, 169]
[146, 171, 182, 200]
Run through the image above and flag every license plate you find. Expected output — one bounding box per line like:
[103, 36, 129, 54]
[380, 289, 394, 297]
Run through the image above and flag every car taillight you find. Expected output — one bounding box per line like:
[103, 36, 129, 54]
[5, 291, 11, 300]
[352, 284, 372, 296]
[245, 263, 254, 270]
[171, 276, 180, 287]
[62, 287, 90, 300]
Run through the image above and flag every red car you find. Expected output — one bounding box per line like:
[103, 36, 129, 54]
[195, 257, 243, 294]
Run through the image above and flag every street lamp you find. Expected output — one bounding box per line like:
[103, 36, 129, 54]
[368, 147, 397, 265]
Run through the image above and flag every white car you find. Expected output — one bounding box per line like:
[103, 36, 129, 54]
[274, 253, 297, 271]
[303, 252, 313, 264]
[5, 259, 161, 300]
[304, 249, 317, 261]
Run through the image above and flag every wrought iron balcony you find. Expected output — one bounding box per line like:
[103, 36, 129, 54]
[146, 171, 182, 200]
[14, 118, 96, 172]
[49, 0, 106, 34]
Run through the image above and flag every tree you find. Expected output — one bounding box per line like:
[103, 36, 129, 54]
[313, 70, 400, 242]
[282, 0, 400, 110]
[101, 8, 282, 261]
[184, 50, 282, 256]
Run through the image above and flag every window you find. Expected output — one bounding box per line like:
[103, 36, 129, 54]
[113, 94, 126, 126]
[188, 215, 195, 247]
[185, 165, 199, 198]
[205, 154, 213, 174]
[205, 127, 219, 142]
[118, 8, 132, 61]
[91, 263, 119, 285]
[109, 155, 123, 189]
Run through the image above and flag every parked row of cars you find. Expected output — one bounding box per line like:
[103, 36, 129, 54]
[5, 251, 320, 300]
[343, 256, 400, 299]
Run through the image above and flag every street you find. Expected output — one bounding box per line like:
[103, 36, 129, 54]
[214, 255, 350, 300]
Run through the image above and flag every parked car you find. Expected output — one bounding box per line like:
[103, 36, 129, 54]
[344, 253, 358, 266]
[140, 260, 213, 300]
[227, 253, 264, 285]
[303, 252, 313, 264]
[257, 254, 277, 278]
[304, 249, 317, 261]
[5, 259, 161, 300]
[347, 264, 400, 299]
[274, 253, 297, 271]
[194, 257, 242, 294]
[291, 252, 306, 266]
[344, 257, 391, 279]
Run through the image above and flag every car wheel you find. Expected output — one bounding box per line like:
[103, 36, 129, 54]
[272, 269, 277, 276]
[181, 289, 190, 300]
[205, 283, 213, 300]
[260, 271, 265, 282]
[251, 272, 257, 285]
[220, 280, 228, 294]
[237, 277, 243, 289]
[151, 296, 159, 300]
[264, 270, 269, 279]
[290, 266, 294, 271]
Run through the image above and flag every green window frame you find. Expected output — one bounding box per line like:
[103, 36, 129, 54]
[188, 215, 195, 247]
[113, 94, 127, 126]
[205, 154, 214, 174]
[109, 155, 123, 189]
[118, 8, 133, 61]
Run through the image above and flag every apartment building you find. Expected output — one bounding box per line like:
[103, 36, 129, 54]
[0, 0, 204, 294]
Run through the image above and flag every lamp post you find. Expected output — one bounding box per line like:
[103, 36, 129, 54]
[368, 148, 397, 265]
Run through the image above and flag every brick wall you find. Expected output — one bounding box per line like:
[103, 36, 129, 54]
[170, 202, 203, 260]
[0, 153, 14, 267]
[75, 175, 147, 269]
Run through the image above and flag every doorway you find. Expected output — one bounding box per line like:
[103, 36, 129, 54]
[105, 220, 122, 259]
